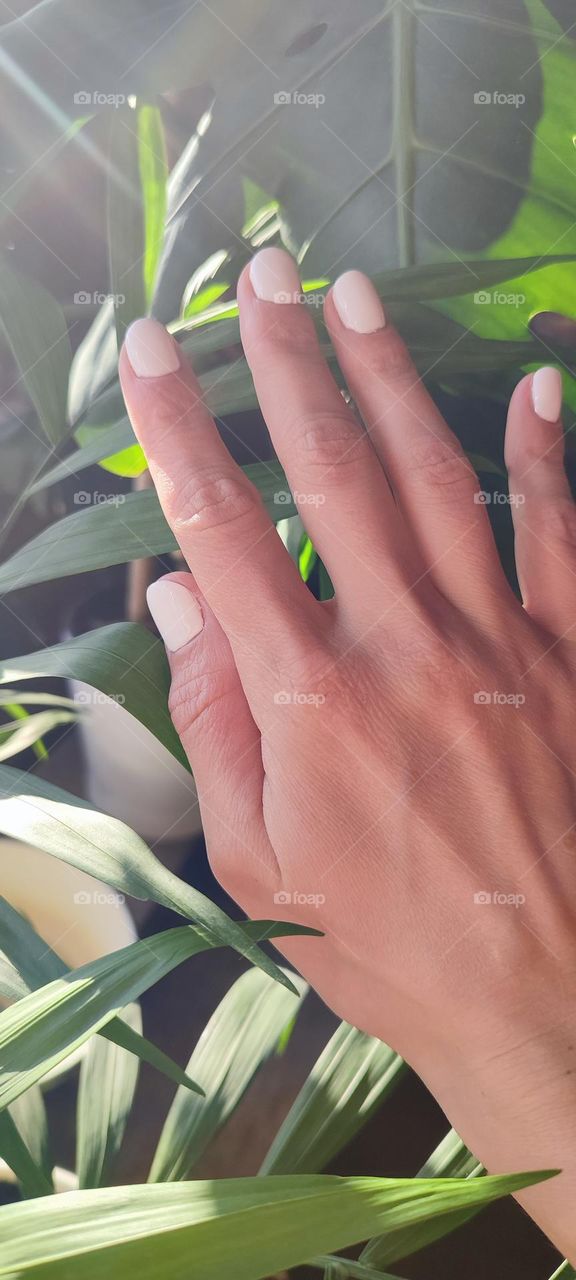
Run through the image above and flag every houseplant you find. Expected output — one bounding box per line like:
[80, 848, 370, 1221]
[0, 1, 576, 1275]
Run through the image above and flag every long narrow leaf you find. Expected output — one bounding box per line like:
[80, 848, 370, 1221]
[0, 478, 295, 593]
[0, 896, 201, 1096]
[0, 1109, 53, 1199]
[0, 258, 71, 448]
[0, 1171, 555, 1279]
[149, 968, 307, 1183]
[361, 1129, 482, 1268]
[76, 1003, 141, 1189]
[260, 1022, 405, 1175]
[0, 920, 316, 1111]
[107, 107, 147, 347]
[0, 763, 311, 993]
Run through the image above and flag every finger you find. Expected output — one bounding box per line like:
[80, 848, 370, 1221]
[505, 368, 575, 636]
[237, 249, 421, 621]
[119, 318, 324, 709]
[325, 272, 511, 619]
[146, 572, 278, 897]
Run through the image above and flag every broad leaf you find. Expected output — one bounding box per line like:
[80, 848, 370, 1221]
[260, 1022, 405, 1175]
[149, 967, 307, 1183]
[0, 1170, 555, 1279]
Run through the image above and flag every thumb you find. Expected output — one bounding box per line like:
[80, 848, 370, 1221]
[146, 572, 277, 898]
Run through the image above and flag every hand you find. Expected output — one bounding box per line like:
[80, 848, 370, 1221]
[120, 248, 576, 1261]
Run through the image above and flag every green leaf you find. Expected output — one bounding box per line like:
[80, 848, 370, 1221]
[137, 105, 168, 307]
[149, 967, 307, 1183]
[76, 1003, 141, 1189]
[0, 625, 185, 768]
[0, 1171, 556, 1279]
[0, 257, 71, 447]
[0, 896, 202, 1098]
[0, 920, 311, 1113]
[107, 107, 148, 348]
[0, 762, 312, 994]
[312, 1261, 404, 1280]
[0, 473, 295, 593]
[260, 1022, 405, 1175]
[0, 710, 76, 763]
[361, 1129, 482, 1268]
[0, 1108, 53, 1199]
[549, 1265, 576, 1280]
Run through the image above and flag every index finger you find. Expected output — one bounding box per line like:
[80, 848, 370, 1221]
[119, 318, 322, 690]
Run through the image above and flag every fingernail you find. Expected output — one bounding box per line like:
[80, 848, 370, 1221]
[532, 367, 563, 423]
[249, 247, 302, 304]
[332, 270, 386, 334]
[147, 580, 204, 652]
[124, 318, 180, 378]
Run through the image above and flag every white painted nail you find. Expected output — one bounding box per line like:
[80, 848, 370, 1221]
[532, 367, 563, 423]
[124, 318, 180, 378]
[249, 247, 302, 304]
[332, 270, 386, 334]
[147, 580, 203, 652]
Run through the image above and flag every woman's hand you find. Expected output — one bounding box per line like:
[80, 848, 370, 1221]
[120, 248, 576, 1261]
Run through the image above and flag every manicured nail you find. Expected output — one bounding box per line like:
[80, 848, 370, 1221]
[332, 270, 386, 334]
[532, 367, 563, 423]
[147, 580, 203, 652]
[124, 318, 180, 378]
[249, 247, 302, 304]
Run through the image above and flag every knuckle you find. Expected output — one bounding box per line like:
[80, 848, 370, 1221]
[166, 465, 260, 534]
[168, 666, 236, 739]
[291, 409, 370, 474]
[528, 498, 576, 548]
[362, 328, 415, 384]
[407, 438, 477, 498]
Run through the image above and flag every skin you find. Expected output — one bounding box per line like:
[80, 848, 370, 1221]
[120, 255, 576, 1263]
